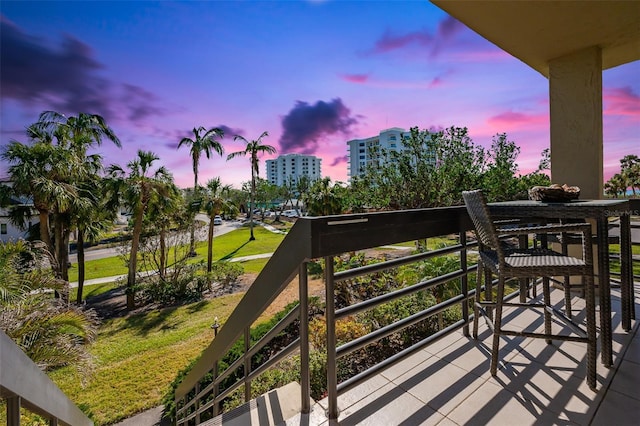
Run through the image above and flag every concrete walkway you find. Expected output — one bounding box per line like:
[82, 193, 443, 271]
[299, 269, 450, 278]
[113, 405, 169, 426]
[68, 252, 275, 288]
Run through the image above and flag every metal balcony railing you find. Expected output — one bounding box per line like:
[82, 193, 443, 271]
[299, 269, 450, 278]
[174, 201, 639, 425]
[0, 331, 93, 426]
[174, 206, 479, 424]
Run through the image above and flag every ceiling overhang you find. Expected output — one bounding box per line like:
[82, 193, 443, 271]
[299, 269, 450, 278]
[431, 1, 640, 77]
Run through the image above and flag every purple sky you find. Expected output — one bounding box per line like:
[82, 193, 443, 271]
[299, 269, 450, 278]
[1, 1, 638, 189]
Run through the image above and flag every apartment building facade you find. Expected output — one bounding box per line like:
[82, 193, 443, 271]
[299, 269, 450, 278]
[347, 127, 411, 178]
[266, 154, 322, 187]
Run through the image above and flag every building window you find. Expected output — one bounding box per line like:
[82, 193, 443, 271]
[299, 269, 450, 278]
[1, 223, 7, 235]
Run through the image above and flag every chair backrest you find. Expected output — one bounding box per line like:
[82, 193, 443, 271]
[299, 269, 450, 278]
[462, 190, 502, 252]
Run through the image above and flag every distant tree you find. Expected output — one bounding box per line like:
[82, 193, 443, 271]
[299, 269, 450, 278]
[482, 133, 521, 202]
[307, 178, 346, 216]
[620, 154, 640, 196]
[293, 175, 313, 216]
[105, 150, 174, 309]
[202, 177, 233, 272]
[74, 178, 116, 304]
[227, 132, 276, 240]
[178, 126, 225, 255]
[604, 173, 627, 198]
[537, 147, 551, 172]
[143, 181, 184, 279]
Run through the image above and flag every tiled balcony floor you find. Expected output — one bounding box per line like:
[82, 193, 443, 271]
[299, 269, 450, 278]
[291, 283, 640, 426]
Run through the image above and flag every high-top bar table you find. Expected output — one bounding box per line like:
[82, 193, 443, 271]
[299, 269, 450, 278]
[489, 199, 633, 367]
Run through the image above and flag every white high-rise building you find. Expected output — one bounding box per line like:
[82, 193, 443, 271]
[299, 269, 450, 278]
[347, 127, 410, 178]
[266, 154, 322, 187]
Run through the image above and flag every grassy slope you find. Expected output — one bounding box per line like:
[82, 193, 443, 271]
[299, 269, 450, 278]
[49, 293, 244, 425]
[51, 226, 287, 424]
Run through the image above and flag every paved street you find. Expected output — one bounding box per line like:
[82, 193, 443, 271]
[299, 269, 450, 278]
[69, 215, 241, 263]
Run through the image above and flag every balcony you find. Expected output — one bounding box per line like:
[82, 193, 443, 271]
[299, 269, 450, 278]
[293, 283, 639, 425]
[175, 200, 639, 425]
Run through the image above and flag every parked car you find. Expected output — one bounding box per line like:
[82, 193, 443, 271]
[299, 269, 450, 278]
[213, 215, 223, 225]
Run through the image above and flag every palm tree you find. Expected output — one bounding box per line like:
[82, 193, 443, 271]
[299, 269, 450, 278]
[0, 240, 98, 373]
[178, 126, 225, 189]
[74, 178, 115, 305]
[144, 181, 184, 279]
[306, 177, 345, 216]
[226, 131, 276, 240]
[105, 150, 174, 310]
[202, 178, 233, 272]
[2, 111, 120, 283]
[178, 126, 225, 254]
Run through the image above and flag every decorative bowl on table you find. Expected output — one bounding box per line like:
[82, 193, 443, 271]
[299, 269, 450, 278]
[528, 184, 580, 202]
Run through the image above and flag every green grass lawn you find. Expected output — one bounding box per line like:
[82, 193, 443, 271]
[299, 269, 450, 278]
[49, 293, 245, 425]
[68, 226, 286, 282]
[69, 282, 121, 303]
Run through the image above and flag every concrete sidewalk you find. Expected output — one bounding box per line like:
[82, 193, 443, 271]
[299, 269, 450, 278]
[68, 253, 275, 288]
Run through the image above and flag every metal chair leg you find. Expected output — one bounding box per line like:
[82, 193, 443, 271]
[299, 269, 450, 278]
[490, 276, 505, 376]
[542, 277, 552, 344]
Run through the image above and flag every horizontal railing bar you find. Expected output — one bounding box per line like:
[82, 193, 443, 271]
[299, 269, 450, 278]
[334, 243, 466, 282]
[213, 345, 245, 392]
[337, 293, 468, 358]
[176, 395, 196, 420]
[175, 220, 313, 400]
[180, 409, 197, 424]
[246, 305, 300, 360]
[213, 304, 300, 389]
[336, 267, 473, 320]
[207, 338, 302, 409]
[337, 319, 466, 395]
[246, 338, 301, 382]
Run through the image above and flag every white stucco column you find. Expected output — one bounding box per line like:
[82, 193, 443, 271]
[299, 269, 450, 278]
[549, 46, 603, 199]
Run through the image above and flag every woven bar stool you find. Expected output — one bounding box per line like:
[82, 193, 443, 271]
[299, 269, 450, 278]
[463, 190, 597, 389]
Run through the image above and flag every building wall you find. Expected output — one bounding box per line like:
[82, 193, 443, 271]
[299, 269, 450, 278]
[0, 207, 34, 242]
[266, 154, 322, 186]
[347, 127, 408, 178]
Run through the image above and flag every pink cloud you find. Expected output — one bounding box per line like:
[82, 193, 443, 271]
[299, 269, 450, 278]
[604, 86, 640, 117]
[340, 73, 369, 84]
[428, 77, 444, 89]
[487, 111, 548, 130]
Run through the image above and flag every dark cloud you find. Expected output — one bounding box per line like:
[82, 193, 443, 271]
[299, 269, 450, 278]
[374, 29, 433, 53]
[279, 98, 358, 154]
[217, 125, 245, 139]
[370, 16, 466, 57]
[120, 84, 164, 122]
[0, 16, 164, 123]
[330, 155, 348, 167]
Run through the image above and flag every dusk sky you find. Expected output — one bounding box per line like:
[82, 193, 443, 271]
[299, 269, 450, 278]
[1, 0, 638, 189]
